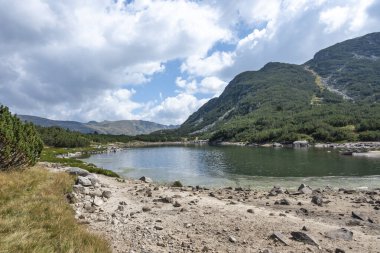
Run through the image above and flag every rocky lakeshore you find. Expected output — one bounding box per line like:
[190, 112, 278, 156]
[43, 163, 380, 253]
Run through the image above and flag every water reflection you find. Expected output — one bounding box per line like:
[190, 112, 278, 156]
[82, 145, 380, 189]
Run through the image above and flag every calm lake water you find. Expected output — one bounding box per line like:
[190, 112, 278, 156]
[82, 145, 380, 189]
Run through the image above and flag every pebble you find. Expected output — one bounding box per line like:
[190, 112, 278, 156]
[229, 236, 237, 243]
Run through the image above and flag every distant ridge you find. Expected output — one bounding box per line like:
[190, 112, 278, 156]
[18, 115, 177, 135]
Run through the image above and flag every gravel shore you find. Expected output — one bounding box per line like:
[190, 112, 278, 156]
[44, 163, 380, 253]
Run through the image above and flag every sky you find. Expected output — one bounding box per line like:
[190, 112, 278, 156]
[0, 0, 379, 125]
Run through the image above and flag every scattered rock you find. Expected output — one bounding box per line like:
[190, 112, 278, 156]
[311, 195, 323, 206]
[335, 248, 345, 253]
[93, 196, 103, 206]
[139, 176, 153, 183]
[229, 236, 237, 243]
[351, 211, 373, 222]
[325, 228, 353, 241]
[291, 231, 319, 247]
[117, 205, 124, 211]
[270, 231, 290, 246]
[275, 198, 290, 205]
[77, 176, 92, 187]
[302, 226, 309, 231]
[67, 167, 90, 176]
[298, 184, 313, 194]
[142, 206, 151, 212]
[154, 225, 163, 230]
[173, 201, 181, 207]
[247, 208, 254, 213]
[102, 190, 112, 199]
[346, 219, 361, 226]
[86, 174, 100, 185]
[269, 186, 286, 196]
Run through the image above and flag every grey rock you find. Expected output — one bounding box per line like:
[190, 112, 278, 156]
[247, 208, 254, 213]
[90, 189, 103, 197]
[77, 176, 92, 187]
[298, 184, 313, 194]
[173, 201, 181, 207]
[335, 248, 345, 253]
[67, 167, 89, 176]
[86, 174, 100, 185]
[72, 185, 85, 194]
[346, 219, 361, 226]
[275, 199, 290, 205]
[269, 186, 286, 196]
[139, 176, 153, 183]
[291, 231, 319, 247]
[228, 235, 237, 243]
[351, 211, 366, 221]
[325, 228, 353, 241]
[311, 195, 323, 206]
[102, 190, 112, 198]
[142, 206, 151, 212]
[270, 231, 290, 246]
[93, 196, 103, 206]
[154, 225, 163, 230]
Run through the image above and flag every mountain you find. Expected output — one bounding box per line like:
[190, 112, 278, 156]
[179, 32, 380, 143]
[18, 115, 177, 135]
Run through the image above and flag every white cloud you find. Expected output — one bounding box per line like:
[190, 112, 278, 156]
[0, 0, 379, 125]
[181, 51, 235, 77]
[144, 93, 208, 125]
[199, 76, 227, 96]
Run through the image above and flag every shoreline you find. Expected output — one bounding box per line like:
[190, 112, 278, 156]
[44, 163, 380, 253]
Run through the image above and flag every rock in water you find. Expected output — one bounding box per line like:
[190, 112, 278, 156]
[77, 176, 92, 187]
[270, 232, 290, 246]
[139, 176, 153, 183]
[325, 228, 353, 241]
[291, 231, 319, 247]
[67, 167, 90, 176]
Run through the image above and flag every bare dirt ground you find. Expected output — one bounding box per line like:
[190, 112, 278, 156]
[44, 163, 380, 253]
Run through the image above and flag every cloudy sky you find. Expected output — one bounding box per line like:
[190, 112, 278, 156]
[0, 0, 379, 125]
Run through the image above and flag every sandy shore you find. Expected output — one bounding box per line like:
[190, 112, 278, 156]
[44, 163, 380, 253]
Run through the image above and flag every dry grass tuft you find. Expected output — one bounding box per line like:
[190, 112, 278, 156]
[0, 166, 111, 253]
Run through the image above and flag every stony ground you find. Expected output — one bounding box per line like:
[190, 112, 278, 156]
[44, 163, 380, 253]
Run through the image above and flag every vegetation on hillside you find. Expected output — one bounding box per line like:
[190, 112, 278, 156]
[179, 33, 380, 143]
[0, 106, 43, 170]
[0, 166, 111, 253]
[306, 32, 380, 102]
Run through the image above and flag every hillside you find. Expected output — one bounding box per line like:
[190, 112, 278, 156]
[18, 115, 177, 136]
[179, 32, 380, 143]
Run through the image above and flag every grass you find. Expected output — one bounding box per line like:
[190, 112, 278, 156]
[0, 166, 111, 253]
[40, 146, 120, 178]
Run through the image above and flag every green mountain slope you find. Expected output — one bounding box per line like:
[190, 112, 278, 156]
[179, 32, 380, 143]
[306, 32, 380, 102]
[18, 115, 177, 135]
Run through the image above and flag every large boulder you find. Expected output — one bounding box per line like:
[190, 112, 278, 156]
[77, 176, 92, 187]
[66, 167, 90, 176]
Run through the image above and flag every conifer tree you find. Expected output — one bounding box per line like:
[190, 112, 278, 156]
[0, 105, 43, 170]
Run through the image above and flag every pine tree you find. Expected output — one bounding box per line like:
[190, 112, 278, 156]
[0, 105, 43, 170]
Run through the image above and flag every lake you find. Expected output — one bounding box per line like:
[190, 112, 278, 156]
[82, 145, 380, 189]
